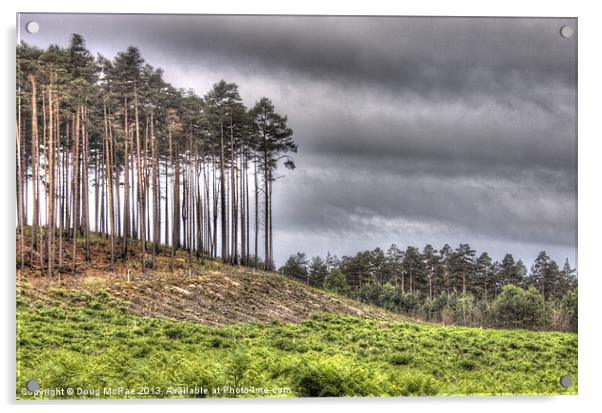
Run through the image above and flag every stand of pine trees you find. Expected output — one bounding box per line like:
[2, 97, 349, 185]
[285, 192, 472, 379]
[16, 34, 297, 279]
[280, 246, 578, 331]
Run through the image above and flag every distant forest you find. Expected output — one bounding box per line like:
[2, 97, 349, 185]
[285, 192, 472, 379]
[16, 34, 296, 277]
[280, 246, 577, 332]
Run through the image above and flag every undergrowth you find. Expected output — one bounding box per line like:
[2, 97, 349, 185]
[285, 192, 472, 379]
[16, 288, 577, 399]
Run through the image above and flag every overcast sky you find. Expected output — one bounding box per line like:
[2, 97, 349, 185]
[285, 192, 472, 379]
[18, 14, 577, 268]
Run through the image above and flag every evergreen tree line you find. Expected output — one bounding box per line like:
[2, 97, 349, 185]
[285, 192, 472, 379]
[16, 34, 297, 278]
[280, 245, 578, 331]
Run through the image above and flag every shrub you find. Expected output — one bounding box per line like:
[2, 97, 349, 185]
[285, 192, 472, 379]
[380, 283, 400, 311]
[561, 288, 578, 332]
[292, 357, 375, 397]
[354, 281, 384, 305]
[170, 358, 222, 398]
[387, 371, 441, 396]
[225, 349, 252, 388]
[323, 269, 348, 295]
[279, 252, 309, 283]
[388, 352, 413, 366]
[164, 325, 187, 339]
[492, 285, 545, 328]
[399, 293, 419, 315]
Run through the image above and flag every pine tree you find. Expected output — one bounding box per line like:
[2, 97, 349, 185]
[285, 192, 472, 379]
[422, 245, 442, 300]
[402, 246, 424, 294]
[16, 35, 305, 288]
[250, 98, 296, 270]
[451, 244, 476, 294]
[308, 256, 328, 288]
[386, 244, 404, 291]
[530, 251, 551, 298]
[473, 252, 493, 301]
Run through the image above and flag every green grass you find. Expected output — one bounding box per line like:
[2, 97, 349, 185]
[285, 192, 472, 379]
[16, 289, 577, 399]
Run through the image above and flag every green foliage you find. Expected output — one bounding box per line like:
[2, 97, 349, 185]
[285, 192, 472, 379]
[399, 292, 420, 314]
[492, 285, 545, 328]
[561, 288, 578, 332]
[279, 252, 309, 283]
[292, 356, 376, 397]
[283, 244, 577, 332]
[380, 283, 399, 311]
[353, 280, 385, 304]
[323, 268, 348, 294]
[308, 256, 328, 288]
[16, 293, 577, 399]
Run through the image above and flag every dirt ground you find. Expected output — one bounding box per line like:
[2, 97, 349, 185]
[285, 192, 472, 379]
[17, 244, 405, 326]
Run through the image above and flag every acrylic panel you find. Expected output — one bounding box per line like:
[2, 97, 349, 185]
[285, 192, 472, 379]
[16, 13, 578, 399]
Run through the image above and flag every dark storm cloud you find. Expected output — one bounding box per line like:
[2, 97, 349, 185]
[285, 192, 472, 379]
[20, 15, 576, 99]
[273, 161, 574, 246]
[158, 16, 574, 111]
[299, 90, 575, 173]
[19, 14, 577, 265]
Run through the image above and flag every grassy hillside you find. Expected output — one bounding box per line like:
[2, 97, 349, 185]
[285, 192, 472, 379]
[17, 287, 577, 398]
[16, 236, 577, 398]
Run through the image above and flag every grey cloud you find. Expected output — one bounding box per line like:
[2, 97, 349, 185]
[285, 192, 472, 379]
[21, 15, 576, 99]
[296, 91, 576, 172]
[273, 161, 575, 246]
[19, 13, 577, 266]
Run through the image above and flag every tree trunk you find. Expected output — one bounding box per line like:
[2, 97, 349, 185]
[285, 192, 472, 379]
[103, 98, 115, 268]
[122, 98, 130, 259]
[129, 127, 136, 240]
[240, 142, 246, 266]
[429, 275, 433, 301]
[462, 263, 467, 295]
[269, 169, 273, 270]
[199, 167, 205, 255]
[134, 85, 145, 274]
[29, 75, 40, 268]
[229, 112, 238, 265]
[203, 159, 212, 257]
[263, 148, 270, 271]
[46, 85, 55, 279]
[94, 150, 100, 234]
[99, 150, 105, 235]
[16, 98, 25, 268]
[81, 106, 91, 262]
[151, 112, 159, 266]
[60, 119, 70, 270]
[164, 160, 169, 246]
[254, 160, 259, 270]
[212, 146, 218, 258]
[170, 139, 180, 272]
[71, 110, 80, 274]
[219, 121, 228, 263]
[245, 156, 250, 266]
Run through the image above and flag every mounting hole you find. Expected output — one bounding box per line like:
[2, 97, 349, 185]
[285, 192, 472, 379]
[559, 375, 572, 388]
[560, 25, 573, 39]
[25, 378, 40, 392]
[25, 21, 39, 34]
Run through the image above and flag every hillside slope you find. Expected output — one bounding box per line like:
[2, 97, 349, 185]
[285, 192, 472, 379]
[16, 288, 577, 398]
[18, 236, 405, 326]
[16, 237, 577, 398]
